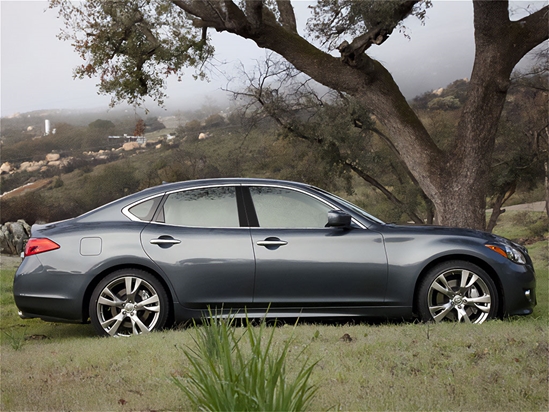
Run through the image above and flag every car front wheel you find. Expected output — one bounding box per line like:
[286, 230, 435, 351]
[417, 261, 499, 324]
[89, 269, 169, 336]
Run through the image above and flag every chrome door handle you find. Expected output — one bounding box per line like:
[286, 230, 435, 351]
[150, 238, 181, 245]
[257, 240, 288, 247]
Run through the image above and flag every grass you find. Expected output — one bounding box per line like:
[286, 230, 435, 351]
[1, 212, 547, 411]
[174, 314, 318, 411]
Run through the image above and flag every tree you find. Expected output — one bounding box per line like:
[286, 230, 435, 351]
[230, 54, 432, 224]
[51, 0, 548, 229]
[134, 119, 146, 137]
[88, 119, 115, 130]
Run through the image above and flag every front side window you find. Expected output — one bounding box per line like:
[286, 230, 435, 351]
[249, 186, 333, 228]
[162, 186, 239, 227]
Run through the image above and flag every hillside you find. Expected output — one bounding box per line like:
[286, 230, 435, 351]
[1, 76, 547, 228]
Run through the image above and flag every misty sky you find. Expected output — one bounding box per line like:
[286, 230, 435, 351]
[0, 1, 540, 118]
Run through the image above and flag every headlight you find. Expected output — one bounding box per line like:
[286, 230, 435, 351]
[485, 244, 526, 264]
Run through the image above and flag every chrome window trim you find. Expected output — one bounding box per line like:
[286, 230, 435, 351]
[123, 183, 366, 229]
[122, 194, 165, 222]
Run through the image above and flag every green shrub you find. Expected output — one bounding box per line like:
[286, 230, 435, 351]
[173, 312, 318, 412]
[528, 215, 549, 238]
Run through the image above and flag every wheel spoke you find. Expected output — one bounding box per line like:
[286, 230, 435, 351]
[101, 313, 125, 336]
[125, 277, 142, 300]
[456, 307, 471, 323]
[459, 270, 479, 294]
[135, 295, 159, 311]
[431, 302, 454, 322]
[100, 287, 124, 306]
[432, 275, 455, 298]
[98, 295, 123, 307]
[466, 295, 491, 304]
[130, 314, 151, 334]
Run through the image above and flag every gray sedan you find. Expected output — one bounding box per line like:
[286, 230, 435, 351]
[14, 178, 536, 336]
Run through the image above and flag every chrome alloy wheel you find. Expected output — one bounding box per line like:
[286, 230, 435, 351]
[427, 268, 492, 324]
[96, 276, 161, 336]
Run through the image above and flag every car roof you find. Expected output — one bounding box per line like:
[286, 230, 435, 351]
[75, 178, 317, 223]
[153, 177, 312, 191]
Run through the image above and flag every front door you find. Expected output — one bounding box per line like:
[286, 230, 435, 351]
[246, 186, 388, 306]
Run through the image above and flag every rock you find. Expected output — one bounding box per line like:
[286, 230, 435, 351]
[46, 153, 60, 162]
[19, 161, 32, 171]
[123, 142, 140, 151]
[198, 133, 208, 140]
[48, 160, 61, 167]
[0, 220, 30, 255]
[26, 165, 41, 173]
[156, 144, 162, 149]
[1, 162, 13, 174]
[18, 220, 31, 236]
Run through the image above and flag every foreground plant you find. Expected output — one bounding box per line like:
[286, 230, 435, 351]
[173, 313, 318, 411]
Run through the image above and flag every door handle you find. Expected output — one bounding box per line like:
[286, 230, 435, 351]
[150, 238, 181, 245]
[257, 239, 288, 247]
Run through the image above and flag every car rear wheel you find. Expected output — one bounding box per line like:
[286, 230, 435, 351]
[89, 269, 169, 336]
[417, 261, 498, 324]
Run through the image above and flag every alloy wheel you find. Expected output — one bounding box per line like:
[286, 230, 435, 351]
[427, 268, 492, 324]
[95, 276, 162, 336]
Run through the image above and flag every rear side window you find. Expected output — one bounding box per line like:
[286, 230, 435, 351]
[161, 186, 239, 227]
[127, 197, 162, 221]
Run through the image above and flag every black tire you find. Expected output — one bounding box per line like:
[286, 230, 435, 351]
[417, 260, 499, 324]
[89, 269, 170, 336]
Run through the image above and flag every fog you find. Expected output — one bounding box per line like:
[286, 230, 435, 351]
[0, 1, 534, 118]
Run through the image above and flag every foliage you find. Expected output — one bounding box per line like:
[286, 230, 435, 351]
[184, 119, 201, 132]
[134, 119, 146, 137]
[173, 313, 318, 412]
[204, 113, 225, 129]
[307, 0, 432, 49]
[50, 0, 213, 107]
[88, 119, 115, 130]
[80, 161, 140, 210]
[144, 116, 166, 132]
[427, 96, 461, 111]
[411, 79, 470, 110]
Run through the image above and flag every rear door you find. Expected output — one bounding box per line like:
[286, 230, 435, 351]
[141, 185, 255, 306]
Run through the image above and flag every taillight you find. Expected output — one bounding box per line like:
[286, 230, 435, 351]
[24, 238, 60, 256]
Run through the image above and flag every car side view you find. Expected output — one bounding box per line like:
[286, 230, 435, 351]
[14, 178, 536, 336]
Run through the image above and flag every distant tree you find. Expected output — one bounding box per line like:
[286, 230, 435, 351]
[427, 96, 461, 111]
[51, 0, 548, 229]
[134, 119, 146, 137]
[185, 119, 202, 132]
[145, 116, 166, 132]
[204, 113, 225, 129]
[88, 119, 115, 130]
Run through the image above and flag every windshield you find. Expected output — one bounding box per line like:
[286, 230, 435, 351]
[311, 188, 385, 225]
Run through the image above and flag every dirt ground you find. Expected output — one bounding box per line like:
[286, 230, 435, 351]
[1, 254, 23, 270]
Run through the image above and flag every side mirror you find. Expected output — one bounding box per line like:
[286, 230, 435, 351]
[327, 210, 352, 228]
